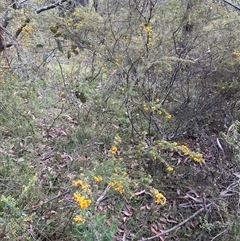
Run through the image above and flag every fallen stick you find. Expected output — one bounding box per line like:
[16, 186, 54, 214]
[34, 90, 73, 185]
[139, 203, 212, 241]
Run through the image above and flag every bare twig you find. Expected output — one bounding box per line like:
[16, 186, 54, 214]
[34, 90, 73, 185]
[220, 180, 239, 197]
[210, 229, 228, 241]
[139, 203, 212, 241]
[36, 0, 68, 14]
[95, 185, 111, 207]
[223, 0, 240, 11]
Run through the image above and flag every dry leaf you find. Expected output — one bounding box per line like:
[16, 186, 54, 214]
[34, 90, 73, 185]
[150, 225, 158, 235]
[122, 210, 132, 217]
[159, 217, 167, 223]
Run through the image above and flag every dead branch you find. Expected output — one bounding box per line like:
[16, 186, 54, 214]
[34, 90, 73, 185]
[139, 203, 212, 241]
[0, 27, 6, 52]
[36, 0, 68, 14]
[223, 0, 240, 11]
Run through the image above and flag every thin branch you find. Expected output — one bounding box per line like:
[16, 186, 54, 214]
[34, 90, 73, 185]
[223, 0, 240, 11]
[95, 185, 111, 207]
[36, 0, 67, 14]
[139, 203, 212, 241]
[210, 229, 228, 241]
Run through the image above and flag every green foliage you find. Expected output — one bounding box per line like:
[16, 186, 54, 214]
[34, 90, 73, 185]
[72, 213, 118, 241]
[1, 0, 240, 240]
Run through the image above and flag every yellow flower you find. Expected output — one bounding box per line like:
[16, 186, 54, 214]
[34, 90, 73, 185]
[181, 145, 189, 155]
[165, 114, 172, 119]
[193, 153, 203, 163]
[158, 110, 162, 115]
[110, 146, 118, 155]
[233, 51, 240, 57]
[72, 180, 90, 191]
[73, 192, 84, 204]
[108, 181, 115, 187]
[120, 88, 125, 93]
[74, 215, 85, 223]
[155, 98, 160, 103]
[109, 181, 124, 194]
[73, 23, 80, 28]
[93, 176, 103, 182]
[152, 189, 166, 205]
[166, 166, 174, 172]
[22, 26, 27, 32]
[143, 104, 148, 111]
[140, 22, 148, 28]
[145, 26, 152, 34]
[58, 92, 66, 98]
[152, 106, 156, 111]
[81, 183, 90, 190]
[79, 199, 91, 209]
[72, 180, 83, 187]
[73, 192, 91, 209]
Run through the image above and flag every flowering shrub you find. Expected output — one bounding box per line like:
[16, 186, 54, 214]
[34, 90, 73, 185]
[2, 0, 239, 240]
[71, 133, 203, 229]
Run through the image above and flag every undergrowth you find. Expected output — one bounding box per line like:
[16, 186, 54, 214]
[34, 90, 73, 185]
[0, 0, 240, 240]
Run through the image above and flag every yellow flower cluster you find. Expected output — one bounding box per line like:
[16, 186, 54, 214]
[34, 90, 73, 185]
[152, 189, 166, 205]
[149, 150, 157, 161]
[109, 181, 124, 194]
[140, 23, 152, 34]
[179, 144, 203, 162]
[140, 22, 153, 46]
[165, 114, 172, 119]
[109, 146, 118, 155]
[181, 145, 190, 155]
[102, 67, 108, 73]
[144, 101, 171, 120]
[93, 176, 103, 182]
[233, 51, 240, 57]
[22, 25, 34, 34]
[189, 152, 203, 163]
[166, 166, 174, 172]
[159, 141, 203, 163]
[145, 26, 152, 34]
[73, 192, 91, 209]
[74, 215, 85, 223]
[143, 104, 148, 111]
[72, 180, 90, 191]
